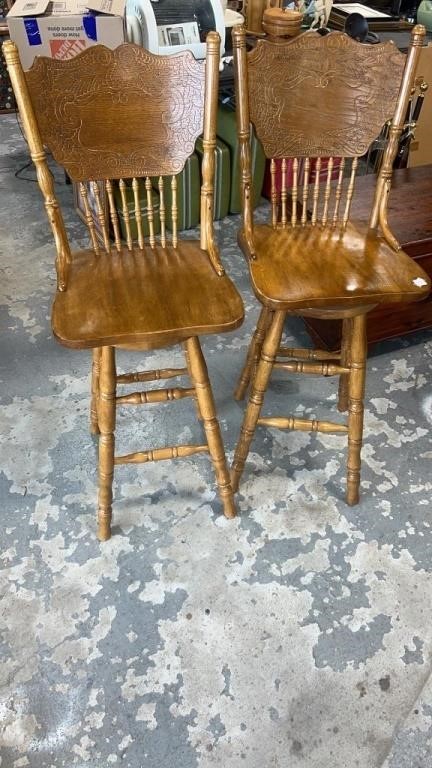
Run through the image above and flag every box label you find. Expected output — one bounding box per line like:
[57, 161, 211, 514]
[83, 15, 97, 39]
[7, 0, 49, 18]
[24, 17, 42, 44]
[49, 38, 87, 57]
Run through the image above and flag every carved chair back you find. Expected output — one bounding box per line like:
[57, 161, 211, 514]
[3, 35, 222, 290]
[233, 26, 425, 246]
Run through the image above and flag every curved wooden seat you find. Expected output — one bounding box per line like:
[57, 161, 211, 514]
[240, 222, 430, 311]
[53, 243, 243, 349]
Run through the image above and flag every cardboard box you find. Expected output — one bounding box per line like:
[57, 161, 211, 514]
[7, 0, 125, 70]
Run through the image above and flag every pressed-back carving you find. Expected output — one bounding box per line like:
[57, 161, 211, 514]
[24, 44, 206, 181]
[233, 25, 426, 243]
[4, 35, 224, 288]
[247, 32, 405, 158]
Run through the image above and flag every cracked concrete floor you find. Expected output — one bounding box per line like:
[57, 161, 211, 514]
[1, 115, 432, 767]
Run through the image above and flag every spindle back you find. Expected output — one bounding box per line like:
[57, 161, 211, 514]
[3, 35, 222, 288]
[233, 27, 425, 244]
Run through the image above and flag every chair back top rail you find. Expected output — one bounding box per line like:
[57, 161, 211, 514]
[3, 35, 224, 289]
[232, 25, 426, 250]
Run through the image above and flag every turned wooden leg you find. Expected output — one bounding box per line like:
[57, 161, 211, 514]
[185, 337, 236, 519]
[184, 344, 202, 421]
[231, 311, 286, 493]
[338, 318, 353, 413]
[234, 306, 273, 401]
[346, 314, 367, 506]
[90, 348, 102, 434]
[97, 346, 116, 541]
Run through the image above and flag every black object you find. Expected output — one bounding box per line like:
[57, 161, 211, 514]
[394, 83, 427, 168]
[390, 0, 419, 23]
[344, 12, 380, 42]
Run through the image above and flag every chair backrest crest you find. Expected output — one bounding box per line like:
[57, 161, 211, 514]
[24, 43, 206, 181]
[247, 32, 405, 159]
[233, 25, 426, 241]
[3, 35, 223, 289]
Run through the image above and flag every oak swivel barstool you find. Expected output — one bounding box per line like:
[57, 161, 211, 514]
[230, 24, 430, 504]
[4, 33, 244, 540]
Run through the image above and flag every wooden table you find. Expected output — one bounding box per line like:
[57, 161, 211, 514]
[304, 165, 432, 350]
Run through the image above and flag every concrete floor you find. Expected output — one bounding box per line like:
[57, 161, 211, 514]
[1, 115, 432, 767]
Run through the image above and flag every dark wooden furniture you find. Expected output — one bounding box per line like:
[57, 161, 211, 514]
[4, 36, 244, 541]
[305, 165, 432, 349]
[230, 26, 430, 507]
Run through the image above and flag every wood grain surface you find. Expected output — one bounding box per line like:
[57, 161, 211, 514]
[246, 31, 405, 159]
[24, 44, 207, 181]
[230, 24, 429, 507]
[3, 34, 243, 539]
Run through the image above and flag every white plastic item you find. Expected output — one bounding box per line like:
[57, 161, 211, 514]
[125, 0, 225, 59]
[126, 13, 143, 44]
[224, 8, 244, 27]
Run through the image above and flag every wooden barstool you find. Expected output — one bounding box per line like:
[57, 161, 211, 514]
[230, 25, 430, 503]
[4, 34, 244, 539]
